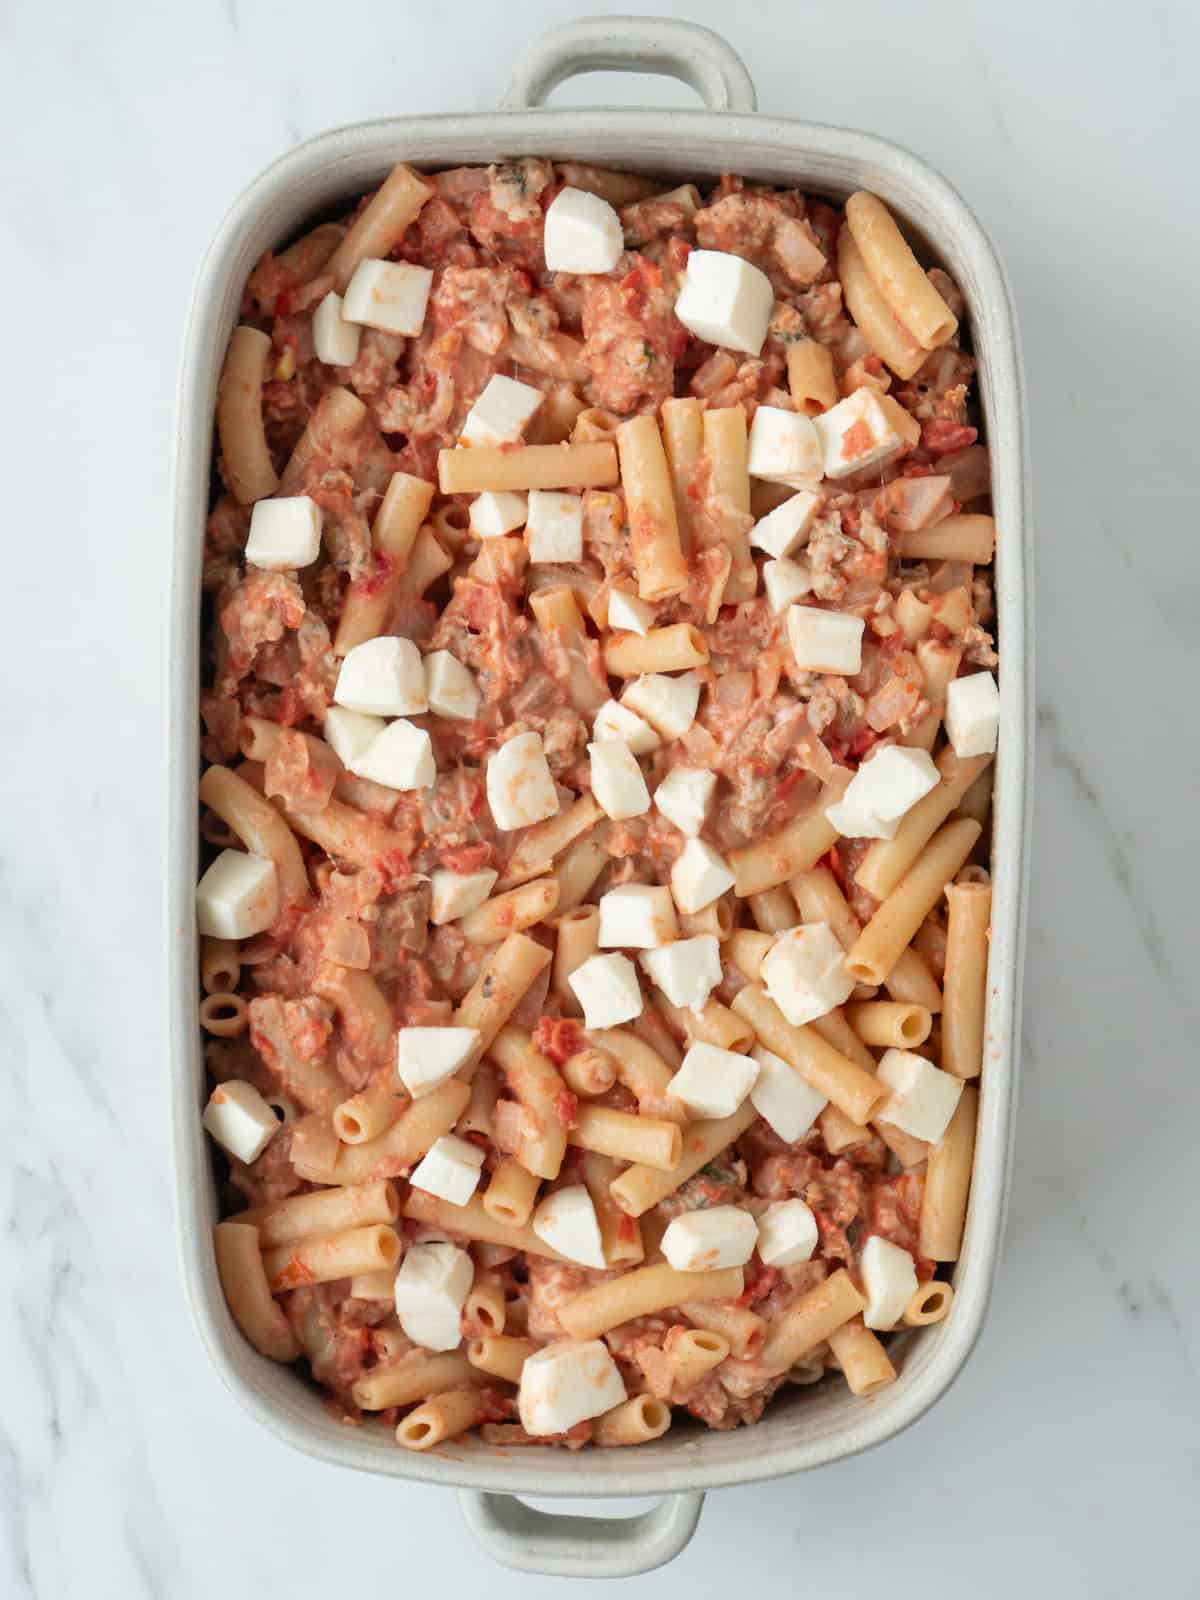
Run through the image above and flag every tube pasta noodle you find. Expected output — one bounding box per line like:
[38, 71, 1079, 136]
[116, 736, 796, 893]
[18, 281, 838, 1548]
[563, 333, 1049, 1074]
[279, 387, 367, 494]
[464, 1274, 507, 1337]
[457, 1062, 500, 1139]
[555, 162, 662, 206]
[397, 1388, 490, 1451]
[552, 905, 600, 1013]
[846, 818, 983, 985]
[254, 1180, 399, 1248]
[567, 1105, 682, 1171]
[616, 414, 689, 600]
[789, 866, 863, 954]
[809, 1007, 878, 1074]
[350, 1269, 397, 1300]
[657, 996, 753, 1054]
[402, 1188, 566, 1261]
[873, 1119, 930, 1169]
[817, 1103, 871, 1156]
[836, 228, 926, 380]
[760, 1268, 866, 1372]
[786, 338, 838, 413]
[262, 1222, 401, 1291]
[593, 1395, 672, 1447]
[883, 945, 945, 1013]
[679, 1300, 764, 1359]
[526, 385, 587, 446]
[731, 983, 887, 1126]
[212, 1223, 300, 1362]
[678, 898, 733, 940]
[666, 1327, 730, 1389]
[482, 1158, 541, 1228]
[727, 929, 773, 982]
[271, 791, 412, 876]
[701, 405, 758, 602]
[920, 1085, 978, 1260]
[457, 878, 559, 944]
[454, 936, 553, 1063]
[826, 1318, 897, 1396]
[216, 326, 280, 505]
[335, 472, 435, 654]
[329, 1078, 470, 1185]
[327, 162, 434, 291]
[333, 1082, 409, 1144]
[529, 586, 607, 713]
[497, 794, 604, 890]
[199, 765, 310, 908]
[199, 993, 248, 1037]
[549, 833, 610, 913]
[626, 1005, 684, 1071]
[904, 1281, 955, 1326]
[609, 1103, 758, 1217]
[591, 1028, 687, 1121]
[844, 192, 958, 349]
[729, 773, 852, 897]
[312, 966, 393, 1068]
[352, 1351, 486, 1412]
[856, 753, 992, 900]
[438, 441, 618, 494]
[468, 1336, 537, 1384]
[894, 513, 995, 563]
[903, 640, 964, 753]
[602, 623, 709, 676]
[559, 1263, 745, 1340]
[748, 888, 798, 933]
[396, 526, 452, 595]
[845, 1001, 932, 1049]
[561, 1047, 616, 1099]
[488, 1025, 568, 1180]
[941, 882, 991, 1079]
[581, 1150, 645, 1267]
[660, 396, 703, 551]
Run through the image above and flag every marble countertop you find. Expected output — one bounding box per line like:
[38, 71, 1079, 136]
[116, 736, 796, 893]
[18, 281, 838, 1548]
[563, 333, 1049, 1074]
[3, 0, 1197, 1593]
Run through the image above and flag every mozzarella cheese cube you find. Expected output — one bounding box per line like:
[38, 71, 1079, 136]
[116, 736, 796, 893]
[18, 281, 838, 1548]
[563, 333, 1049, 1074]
[354, 718, 436, 790]
[588, 740, 650, 820]
[748, 406, 823, 487]
[526, 491, 584, 563]
[640, 935, 722, 1011]
[343, 259, 432, 336]
[410, 1134, 486, 1207]
[860, 1235, 919, 1331]
[202, 1079, 279, 1165]
[244, 496, 322, 570]
[518, 1340, 627, 1436]
[756, 1198, 819, 1267]
[469, 490, 528, 538]
[825, 745, 940, 840]
[661, 1206, 758, 1272]
[393, 1241, 473, 1352]
[946, 671, 1000, 758]
[751, 489, 822, 560]
[196, 850, 279, 938]
[653, 766, 716, 837]
[424, 650, 480, 721]
[397, 1026, 481, 1097]
[461, 374, 544, 447]
[606, 589, 656, 635]
[487, 732, 559, 830]
[813, 388, 908, 480]
[670, 837, 735, 915]
[786, 605, 864, 676]
[597, 884, 679, 950]
[674, 249, 774, 356]
[323, 706, 387, 771]
[763, 556, 814, 614]
[569, 953, 644, 1030]
[592, 699, 661, 755]
[531, 1185, 607, 1269]
[334, 636, 428, 716]
[621, 672, 702, 742]
[876, 1049, 964, 1143]
[544, 185, 625, 274]
[749, 1045, 827, 1142]
[312, 290, 362, 366]
[761, 923, 855, 1026]
[429, 868, 498, 926]
[669, 1041, 759, 1120]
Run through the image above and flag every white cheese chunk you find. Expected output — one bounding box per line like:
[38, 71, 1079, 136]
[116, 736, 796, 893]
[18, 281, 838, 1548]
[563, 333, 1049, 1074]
[763, 556, 815, 614]
[424, 650, 480, 721]
[323, 706, 387, 771]
[461, 374, 544, 447]
[674, 249, 774, 356]
[592, 699, 661, 755]
[670, 837, 735, 915]
[946, 671, 1000, 758]
[876, 1049, 964, 1143]
[756, 1198, 819, 1266]
[588, 740, 650, 820]
[761, 923, 855, 1026]
[813, 388, 907, 480]
[749, 1045, 828, 1142]
[543, 186, 625, 274]
[526, 491, 584, 563]
[312, 290, 362, 366]
[196, 850, 279, 939]
[669, 1041, 759, 1120]
[786, 605, 864, 675]
[354, 718, 436, 790]
[469, 490, 528, 538]
[825, 745, 940, 840]
[531, 1185, 607, 1269]
[748, 406, 823, 487]
[202, 1079, 280, 1165]
[397, 1026, 481, 1098]
[860, 1235, 919, 1331]
[653, 766, 716, 837]
[640, 935, 722, 1011]
[751, 489, 822, 560]
[621, 672, 702, 742]
[244, 496, 322, 570]
[429, 868, 499, 926]
[343, 259, 433, 336]
[661, 1206, 758, 1272]
[487, 732, 560, 830]
[393, 1240, 473, 1352]
[569, 953, 644, 1030]
[597, 885, 678, 949]
[334, 636, 428, 717]
[410, 1134, 486, 1207]
[606, 588, 656, 635]
[518, 1340, 627, 1436]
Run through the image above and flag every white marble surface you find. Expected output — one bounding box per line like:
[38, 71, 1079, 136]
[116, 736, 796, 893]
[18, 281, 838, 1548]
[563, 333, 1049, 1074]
[3, 0, 1198, 1593]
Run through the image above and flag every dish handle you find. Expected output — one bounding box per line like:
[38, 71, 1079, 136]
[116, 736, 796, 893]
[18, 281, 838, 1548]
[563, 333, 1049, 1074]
[459, 1488, 705, 1578]
[502, 16, 757, 114]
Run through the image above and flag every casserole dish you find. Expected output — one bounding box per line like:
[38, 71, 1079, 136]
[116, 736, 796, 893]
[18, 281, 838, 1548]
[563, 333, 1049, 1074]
[169, 15, 1031, 1577]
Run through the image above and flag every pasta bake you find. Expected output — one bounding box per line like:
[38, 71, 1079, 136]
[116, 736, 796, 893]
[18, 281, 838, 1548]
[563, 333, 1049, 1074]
[197, 156, 998, 1452]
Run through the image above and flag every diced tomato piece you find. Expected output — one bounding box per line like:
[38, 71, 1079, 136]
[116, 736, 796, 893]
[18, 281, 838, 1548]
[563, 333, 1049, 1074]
[920, 420, 977, 456]
[531, 1016, 587, 1066]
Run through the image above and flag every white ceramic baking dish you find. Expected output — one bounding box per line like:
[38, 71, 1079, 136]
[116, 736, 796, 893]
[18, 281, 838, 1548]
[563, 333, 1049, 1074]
[168, 16, 1032, 1578]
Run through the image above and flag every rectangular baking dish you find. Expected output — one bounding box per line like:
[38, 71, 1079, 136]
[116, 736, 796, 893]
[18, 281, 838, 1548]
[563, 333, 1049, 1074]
[167, 16, 1032, 1578]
